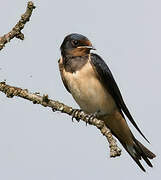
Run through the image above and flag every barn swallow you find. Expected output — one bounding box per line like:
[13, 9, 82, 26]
[58, 33, 156, 171]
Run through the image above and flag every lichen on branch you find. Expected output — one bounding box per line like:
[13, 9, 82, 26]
[0, 81, 121, 157]
[0, 1, 35, 50]
[0, 1, 121, 158]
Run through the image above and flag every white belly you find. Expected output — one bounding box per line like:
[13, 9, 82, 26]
[63, 61, 117, 115]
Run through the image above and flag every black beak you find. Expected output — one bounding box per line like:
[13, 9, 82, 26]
[77, 46, 96, 50]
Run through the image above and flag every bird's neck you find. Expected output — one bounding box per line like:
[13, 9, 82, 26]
[62, 54, 89, 73]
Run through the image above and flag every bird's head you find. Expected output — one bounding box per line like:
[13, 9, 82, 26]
[60, 33, 95, 57]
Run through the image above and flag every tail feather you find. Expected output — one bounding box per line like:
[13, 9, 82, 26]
[102, 110, 156, 171]
[121, 137, 156, 172]
[135, 139, 156, 159]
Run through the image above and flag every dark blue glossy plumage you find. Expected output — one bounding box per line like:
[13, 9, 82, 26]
[59, 33, 156, 172]
[90, 53, 149, 143]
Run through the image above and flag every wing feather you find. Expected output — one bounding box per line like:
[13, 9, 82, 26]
[90, 53, 149, 143]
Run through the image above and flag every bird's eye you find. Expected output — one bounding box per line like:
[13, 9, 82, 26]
[72, 40, 79, 46]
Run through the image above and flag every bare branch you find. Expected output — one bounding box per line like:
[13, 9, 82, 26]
[0, 1, 121, 158]
[0, 81, 121, 157]
[0, 1, 35, 51]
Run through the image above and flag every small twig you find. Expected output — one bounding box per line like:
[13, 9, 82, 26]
[0, 81, 121, 157]
[0, 1, 35, 50]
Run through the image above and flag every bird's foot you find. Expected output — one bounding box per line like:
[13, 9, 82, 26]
[71, 109, 83, 122]
[71, 109, 101, 125]
[85, 110, 100, 126]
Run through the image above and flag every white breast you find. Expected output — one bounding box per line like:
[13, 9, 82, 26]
[63, 60, 117, 115]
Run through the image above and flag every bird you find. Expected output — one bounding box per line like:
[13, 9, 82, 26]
[58, 33, 156, 172]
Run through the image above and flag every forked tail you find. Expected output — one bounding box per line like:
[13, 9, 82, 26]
[123, 137, 156, 172]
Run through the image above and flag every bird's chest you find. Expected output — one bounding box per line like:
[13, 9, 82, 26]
[63, 61, 116, 114]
